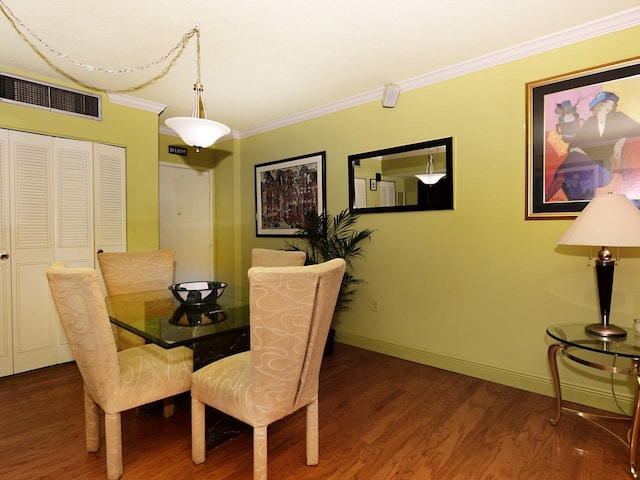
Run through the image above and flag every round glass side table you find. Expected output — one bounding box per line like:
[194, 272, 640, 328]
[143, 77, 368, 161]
[547, 323, 640, 478]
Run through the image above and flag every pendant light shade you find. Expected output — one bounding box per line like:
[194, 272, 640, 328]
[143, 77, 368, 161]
[165, 117, 230, 150]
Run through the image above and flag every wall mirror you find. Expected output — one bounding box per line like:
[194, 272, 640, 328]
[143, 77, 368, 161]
[348, 137, 453, 214]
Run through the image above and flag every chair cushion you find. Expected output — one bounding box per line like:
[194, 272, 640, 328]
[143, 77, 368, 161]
[192, 352, 254, 424]
[100, 344, 193, 413]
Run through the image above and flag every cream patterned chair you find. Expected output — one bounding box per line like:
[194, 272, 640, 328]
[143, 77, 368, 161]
[46, 262, 193, 480]
[191, 258, 346, 480]
[98, 249, 175, 350]
[251, 247, 307, 267]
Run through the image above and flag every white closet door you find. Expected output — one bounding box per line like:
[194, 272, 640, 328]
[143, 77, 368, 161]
[0, 132, 126, 375]
[0, 130, 11, 377]
[53, 137, 94, 362]
[94, 143, 126, 254]
[10, 130, 56, 373]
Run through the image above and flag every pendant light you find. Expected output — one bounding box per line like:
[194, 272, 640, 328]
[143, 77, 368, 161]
[165, 25, 230, 151]
[415, 150, 446, 185]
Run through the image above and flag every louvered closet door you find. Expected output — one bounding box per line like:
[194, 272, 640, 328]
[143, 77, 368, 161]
[1, 131, 125, 375]
[0, 130, 11, 377]
[53, 137, 94, 363]
[94, 143, 126, 254]
[10, 131, 57, 373]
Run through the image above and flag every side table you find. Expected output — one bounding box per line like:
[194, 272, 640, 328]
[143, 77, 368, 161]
[547, 323, 640, 479]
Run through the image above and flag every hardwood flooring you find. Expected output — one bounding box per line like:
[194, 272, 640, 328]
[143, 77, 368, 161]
[0, 343, 632, 479]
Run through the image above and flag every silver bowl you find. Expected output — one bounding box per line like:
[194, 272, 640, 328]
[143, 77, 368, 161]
[168, 281, 226, 306]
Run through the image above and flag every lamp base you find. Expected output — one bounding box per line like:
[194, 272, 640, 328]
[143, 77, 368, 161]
[585, 323, 627, 338]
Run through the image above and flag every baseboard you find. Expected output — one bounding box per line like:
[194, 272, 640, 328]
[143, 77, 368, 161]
[335, 331, 634, 414]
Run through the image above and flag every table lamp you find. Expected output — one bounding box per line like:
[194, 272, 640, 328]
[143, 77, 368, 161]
[557, 192, 640, 338]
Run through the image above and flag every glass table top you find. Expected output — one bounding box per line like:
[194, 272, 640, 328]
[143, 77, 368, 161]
[547, 323, 640, 359]
[106, 285, 250, 349]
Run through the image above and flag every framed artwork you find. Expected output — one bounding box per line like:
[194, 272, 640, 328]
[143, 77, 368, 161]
[526, 56, 640, 219]
[369, 178, 377, 191]
[255, 151, 326, 236]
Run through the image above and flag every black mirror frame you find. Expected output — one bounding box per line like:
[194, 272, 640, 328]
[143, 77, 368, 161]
[348, 137, 453, 214]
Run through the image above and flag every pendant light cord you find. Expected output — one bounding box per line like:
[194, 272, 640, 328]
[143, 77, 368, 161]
[0, 0, 198, 92]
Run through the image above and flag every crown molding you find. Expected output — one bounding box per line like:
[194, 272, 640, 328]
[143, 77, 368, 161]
[107, 92, 167, 114]
[237, 7, 640, 139]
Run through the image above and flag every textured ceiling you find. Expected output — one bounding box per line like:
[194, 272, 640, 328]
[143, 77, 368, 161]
[0, 1, 639, 135]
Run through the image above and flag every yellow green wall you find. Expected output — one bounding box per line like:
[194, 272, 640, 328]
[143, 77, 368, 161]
[0, 66, 160, 252]
[237, 26, 640, 412]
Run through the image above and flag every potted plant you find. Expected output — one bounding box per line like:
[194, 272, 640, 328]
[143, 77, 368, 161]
[285, 209, 374, 354]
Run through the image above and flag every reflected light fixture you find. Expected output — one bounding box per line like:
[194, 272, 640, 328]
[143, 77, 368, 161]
[558, 192, 640, 338]
[165, 25, 230, 152]
[415, 151, 446, 185]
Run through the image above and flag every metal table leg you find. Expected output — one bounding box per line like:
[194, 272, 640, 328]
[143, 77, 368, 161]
[547, 343, 563, 425]
[630, 359, 640, 479]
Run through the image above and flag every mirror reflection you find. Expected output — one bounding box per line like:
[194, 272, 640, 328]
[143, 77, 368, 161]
[348, 137, 453, 213]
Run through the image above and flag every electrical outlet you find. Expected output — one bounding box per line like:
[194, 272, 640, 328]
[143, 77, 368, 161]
[372, 299, 380, 312]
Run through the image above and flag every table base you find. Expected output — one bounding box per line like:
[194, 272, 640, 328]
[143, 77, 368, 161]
[548, 343, 640, 478]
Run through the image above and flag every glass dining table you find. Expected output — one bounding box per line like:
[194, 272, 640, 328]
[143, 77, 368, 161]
[106, 285, 252, 447]
[106, 285, 250, 370]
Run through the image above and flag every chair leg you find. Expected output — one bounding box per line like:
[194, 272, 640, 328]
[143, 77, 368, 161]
[104, 412, 123, 480]
[254, 425, 268, 480]
[84, 390, 100, 453]
[306, 398, 319, 465]
[191, 397, 206, 465]
[163, 397, 175, 418]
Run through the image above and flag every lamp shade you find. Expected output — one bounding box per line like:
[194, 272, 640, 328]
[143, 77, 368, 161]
[415, 173, 446, 185]
[165, 117, 231, 149]
[558, 193, 640, 247]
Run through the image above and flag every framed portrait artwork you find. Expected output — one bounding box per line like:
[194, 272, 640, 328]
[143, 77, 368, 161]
[526, 56, 640, 219]
[254, 152, 326, 236]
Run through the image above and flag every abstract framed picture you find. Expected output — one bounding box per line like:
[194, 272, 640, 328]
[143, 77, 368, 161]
[255, 151, 326, 236]
[526, 56, 640, 219]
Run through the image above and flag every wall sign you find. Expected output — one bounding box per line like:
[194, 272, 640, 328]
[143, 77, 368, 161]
[168, 145, 187, 156]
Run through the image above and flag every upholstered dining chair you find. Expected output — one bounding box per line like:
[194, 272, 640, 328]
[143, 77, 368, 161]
[46, 261, 193, 480]
[191, 258, 346, 480]
[251, 247, 306, 267]
[97, 249, 179, 418]
[98, 249, 175, 350]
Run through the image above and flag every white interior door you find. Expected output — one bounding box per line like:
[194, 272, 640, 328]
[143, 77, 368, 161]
[354, 178, 366, 208]
[159, 163, 213, 283]
[380, 180, 396, 207]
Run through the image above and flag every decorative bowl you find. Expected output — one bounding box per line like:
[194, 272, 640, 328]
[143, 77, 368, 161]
[168, 281, 226, 306]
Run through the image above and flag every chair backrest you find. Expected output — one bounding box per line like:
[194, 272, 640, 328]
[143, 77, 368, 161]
[46, 262, 122, 406]
[247, 258, 346, 422]
[97, 249, 175, 295]
[251, 248, 307, 267]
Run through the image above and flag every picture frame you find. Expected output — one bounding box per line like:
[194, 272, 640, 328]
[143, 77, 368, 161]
[255, 152, 326, 236]
[369, 178, 377, 191]
[526, 56, 640, 219]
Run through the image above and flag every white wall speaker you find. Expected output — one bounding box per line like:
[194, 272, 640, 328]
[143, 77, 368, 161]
[382, 83, 401, 108]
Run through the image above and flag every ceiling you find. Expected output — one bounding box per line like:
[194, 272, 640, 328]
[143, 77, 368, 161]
[1, 1, 639, 136]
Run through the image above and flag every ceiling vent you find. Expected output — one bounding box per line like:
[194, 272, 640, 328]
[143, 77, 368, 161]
[0, 72, 101, 120]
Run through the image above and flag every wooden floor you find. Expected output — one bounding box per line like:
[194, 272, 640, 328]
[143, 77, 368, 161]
[0, 343, 633, 479]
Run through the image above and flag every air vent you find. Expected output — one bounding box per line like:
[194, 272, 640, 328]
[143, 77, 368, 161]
[0, 73, 101, 120]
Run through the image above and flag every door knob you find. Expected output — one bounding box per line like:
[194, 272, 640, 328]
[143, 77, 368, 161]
[0, 253, 8, 260]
